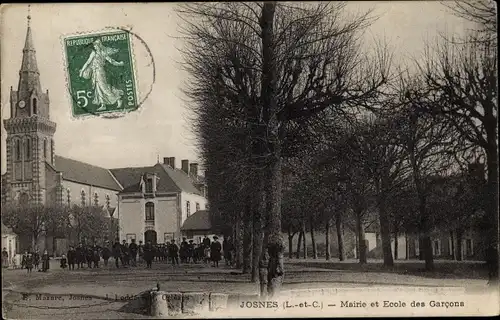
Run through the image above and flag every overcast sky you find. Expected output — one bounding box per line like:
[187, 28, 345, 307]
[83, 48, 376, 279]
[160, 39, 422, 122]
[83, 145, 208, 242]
[0, 2, 466, 174]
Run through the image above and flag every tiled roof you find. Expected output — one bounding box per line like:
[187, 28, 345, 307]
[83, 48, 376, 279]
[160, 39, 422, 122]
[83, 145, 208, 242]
[54, 155, 122, 191]
[181, 210, 211, 231]
[110, 163, 203, 195]
[110, 164, 181, 194]
[160, 164, 202, 195]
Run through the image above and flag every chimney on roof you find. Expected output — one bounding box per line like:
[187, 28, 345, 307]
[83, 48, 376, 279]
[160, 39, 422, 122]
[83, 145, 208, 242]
[181, 159, 189, 175]
[169, 157, 176, 169]
[190, 163, 199, 178]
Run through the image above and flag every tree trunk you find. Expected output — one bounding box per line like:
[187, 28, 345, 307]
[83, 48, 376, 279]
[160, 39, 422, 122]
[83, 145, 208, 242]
[325, 219, 331, 261]
[296, 231, 302, 259]
[405, 233, 409, 260]
[260, 1, 282, 298]
[449, 230, 455, 260]
[419, 200, 434, 271]
[336, 214, 345, 261]
[287, 227, 294, 259]
[242, 206, 253, 274]
[310, 216, 317, 259]
[234, 213, 243, 269]
[52, 234, 57, 257]
[485, 137, 499, 280]
[378, 195, 394, 267]
[355, 211, 367, 264]
[394, 232, 398, 261]
[456, 228, 464, 261]
[252, 187, 265, 283]
[301, 221, 307, 259]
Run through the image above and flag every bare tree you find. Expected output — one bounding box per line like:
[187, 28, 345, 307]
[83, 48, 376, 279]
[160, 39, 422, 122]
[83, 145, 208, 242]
[178, 1, 391, 295]
[416, 23, 497, 272]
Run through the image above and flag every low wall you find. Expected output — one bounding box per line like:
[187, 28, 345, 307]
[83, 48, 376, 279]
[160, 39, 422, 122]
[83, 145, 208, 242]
[147, 288, 339, 316]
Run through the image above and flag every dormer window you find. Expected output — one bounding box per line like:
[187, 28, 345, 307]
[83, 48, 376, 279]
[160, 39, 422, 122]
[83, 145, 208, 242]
[145, 178, 153, 193]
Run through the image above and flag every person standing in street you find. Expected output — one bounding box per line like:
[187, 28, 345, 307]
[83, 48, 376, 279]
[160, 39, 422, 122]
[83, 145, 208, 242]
[41, 250, 50, 272]
[2, 247, 9, 268]
[210, 236, 222, 268]
[169, 239, 179, 265]
[121, 240, 130, 267]
[102, 241, 111, 267]
[67, 246, 76, 270]
[75, 244, 85, 269]
[143, 240, 154, 269]
[180, 238, 188, 263]
[25, 253, 33, 273]
[112, 239, 122, 268]
[138, 240, 144, 263]
[129, 239, 138, 267]
[33, 248, 40, 270]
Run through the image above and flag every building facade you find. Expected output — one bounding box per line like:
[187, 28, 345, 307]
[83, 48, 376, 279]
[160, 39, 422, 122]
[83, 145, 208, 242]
[1, 16, 207, 253]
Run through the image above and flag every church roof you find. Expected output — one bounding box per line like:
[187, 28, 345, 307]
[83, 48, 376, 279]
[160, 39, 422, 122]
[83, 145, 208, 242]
[181, 210, 211, 231]
[54, 155, 122, 191]
[110, 163, 203, 195]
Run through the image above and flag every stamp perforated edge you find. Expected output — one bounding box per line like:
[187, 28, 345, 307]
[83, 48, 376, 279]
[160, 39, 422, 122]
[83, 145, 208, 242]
[60, 26, 143, 120]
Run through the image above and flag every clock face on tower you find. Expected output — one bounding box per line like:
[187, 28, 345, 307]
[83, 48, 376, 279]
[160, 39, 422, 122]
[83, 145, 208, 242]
[18, 100, 26, 109]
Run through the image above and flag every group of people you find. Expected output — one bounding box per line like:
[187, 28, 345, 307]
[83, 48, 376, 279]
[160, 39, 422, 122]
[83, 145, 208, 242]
[1, 234, 235, 273]
[17, 248, 50, 273]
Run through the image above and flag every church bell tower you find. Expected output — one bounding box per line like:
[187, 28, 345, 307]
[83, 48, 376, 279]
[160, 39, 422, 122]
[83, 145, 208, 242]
[3, 12, 57, 206]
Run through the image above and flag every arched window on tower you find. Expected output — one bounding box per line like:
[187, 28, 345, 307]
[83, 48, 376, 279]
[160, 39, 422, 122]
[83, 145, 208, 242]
[15, 139, 21, 161]
[145, 202, 155, 221]
[32, 98, 38, 115]
[25, 138, 31, 160]
[43, 139, 47, 159]
[81, 189, 86, 206]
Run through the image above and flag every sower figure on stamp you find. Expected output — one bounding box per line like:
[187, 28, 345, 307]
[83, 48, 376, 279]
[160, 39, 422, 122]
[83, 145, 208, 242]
[78, 39, 124, 111]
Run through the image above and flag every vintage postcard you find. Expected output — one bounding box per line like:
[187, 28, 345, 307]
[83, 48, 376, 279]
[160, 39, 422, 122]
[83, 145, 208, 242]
[1, 2, 498, 319]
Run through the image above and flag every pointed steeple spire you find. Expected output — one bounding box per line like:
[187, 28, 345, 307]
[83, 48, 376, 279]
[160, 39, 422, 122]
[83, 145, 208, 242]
[18, 5, 41, 97]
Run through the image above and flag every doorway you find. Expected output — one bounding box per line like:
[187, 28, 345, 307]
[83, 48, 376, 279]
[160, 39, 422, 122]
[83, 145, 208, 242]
[144, 230, 157, 245]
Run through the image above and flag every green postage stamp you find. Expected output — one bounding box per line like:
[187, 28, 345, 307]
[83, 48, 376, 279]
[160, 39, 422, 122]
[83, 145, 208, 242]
[63, 30, 138, 117]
